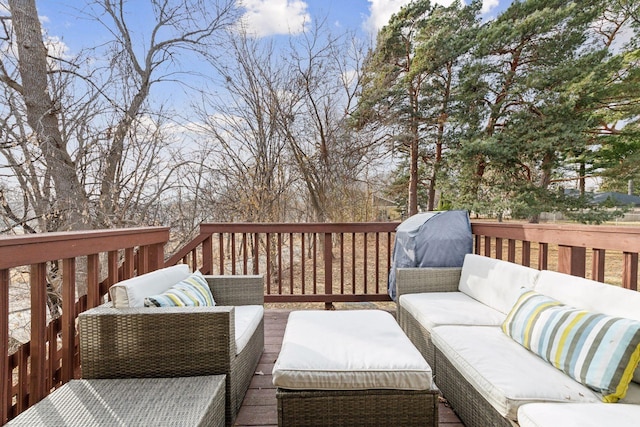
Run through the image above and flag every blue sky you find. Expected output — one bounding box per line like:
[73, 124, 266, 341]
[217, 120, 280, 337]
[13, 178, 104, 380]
[38, 0, 515, 50]
[32, 0, 514, 112]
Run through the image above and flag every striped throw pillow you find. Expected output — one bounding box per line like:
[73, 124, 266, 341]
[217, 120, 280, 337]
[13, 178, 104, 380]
[502, 290, 640, 402]
[144, 271, 215, 307]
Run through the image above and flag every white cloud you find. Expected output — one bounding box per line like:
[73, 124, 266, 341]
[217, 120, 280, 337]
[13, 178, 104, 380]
[481, 0, 500, 14]
[45, 36, 71, 61]
[364, 0, 502, 34]
[239, 0, 311, 37]
[364, 0, 412, 34]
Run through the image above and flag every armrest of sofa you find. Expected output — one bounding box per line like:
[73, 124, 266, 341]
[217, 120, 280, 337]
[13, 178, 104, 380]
[396, 267, 462, 298]
[205, 275, 264, 306]
[79, 304, 236, 379]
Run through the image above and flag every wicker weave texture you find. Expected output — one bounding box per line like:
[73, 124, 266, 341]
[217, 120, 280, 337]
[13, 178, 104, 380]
[79, 305, 235, 378]
[276, 388, 438, 427]
[206, 275, 264, 306]
[398, 305, 436, 373]
[7, 376, 226, 426]
[435, 347, 512, 427]
[395, 268, 461, 299]
[78, 274, 265, 427]
[228, 318, 264, 418]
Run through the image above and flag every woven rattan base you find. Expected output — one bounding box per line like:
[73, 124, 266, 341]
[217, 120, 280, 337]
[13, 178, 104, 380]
[398, 304, 436, 373]
[276, 387, 438, 427]
[435, 346, 512, 427]
[7, 375, 226, 427]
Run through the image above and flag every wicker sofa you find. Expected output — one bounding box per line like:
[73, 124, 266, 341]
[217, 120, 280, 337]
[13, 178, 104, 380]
[79, 266, 264, 427]
[396, 254, 640, 427]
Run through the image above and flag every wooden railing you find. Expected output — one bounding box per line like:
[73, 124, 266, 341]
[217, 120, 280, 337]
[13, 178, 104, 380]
[0, 227, 169, 423]
[1, 220, 640, 423]
[472, 222, 640, 290]
[166, 223, 399, 306]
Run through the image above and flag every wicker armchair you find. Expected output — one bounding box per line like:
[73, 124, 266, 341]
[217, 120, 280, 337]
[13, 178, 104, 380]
[78, 274, 264, 427]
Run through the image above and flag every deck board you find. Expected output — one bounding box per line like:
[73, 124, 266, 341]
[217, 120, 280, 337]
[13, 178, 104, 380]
[234, 309, 465, 426]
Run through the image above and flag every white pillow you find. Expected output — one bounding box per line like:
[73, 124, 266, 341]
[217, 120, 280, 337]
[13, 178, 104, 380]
[109, 264, 191, 308]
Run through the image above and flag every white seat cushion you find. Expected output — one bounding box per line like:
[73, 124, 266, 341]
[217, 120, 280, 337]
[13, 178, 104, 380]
[518, 402, 640, 427]
[272, 310, 432, 391]
[431, 325, 600, 421]
[458, 254, 539, 314]
[109, 264, 191, 308]
[234, 305, 263, 354]
[400, 291, 505, 330]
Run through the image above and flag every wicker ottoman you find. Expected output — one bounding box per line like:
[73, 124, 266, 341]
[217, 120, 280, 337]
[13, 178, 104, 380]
[7, 375, 226, 426]
[272, 310, 438, 426]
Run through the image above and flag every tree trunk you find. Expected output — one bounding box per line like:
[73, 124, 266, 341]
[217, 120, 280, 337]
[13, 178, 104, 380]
[409, 135, 419, 216]
[408, 84, 420, 216]
[9, 0, 88, 230]
[579, 161, 586, 196]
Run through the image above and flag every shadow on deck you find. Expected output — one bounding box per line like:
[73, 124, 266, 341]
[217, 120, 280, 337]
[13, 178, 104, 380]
[234, 309, 464, 426]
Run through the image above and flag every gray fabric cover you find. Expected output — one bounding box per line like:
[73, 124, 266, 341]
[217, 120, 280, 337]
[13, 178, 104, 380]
[388, 211, 472, 301]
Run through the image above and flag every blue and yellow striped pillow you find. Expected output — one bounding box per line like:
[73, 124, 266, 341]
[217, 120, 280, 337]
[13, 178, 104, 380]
[144, 271, 215, 307]
[502, 290, 640, 402]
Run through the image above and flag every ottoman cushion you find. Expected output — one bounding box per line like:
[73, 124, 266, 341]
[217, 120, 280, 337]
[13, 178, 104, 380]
[272, 310, 432, 390]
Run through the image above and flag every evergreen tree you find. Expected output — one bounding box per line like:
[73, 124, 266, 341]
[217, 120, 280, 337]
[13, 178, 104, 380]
[451, 0, 608, 221]
[355, 0, 432, 216]
[413, 0, 481, 210]
[355, 0, 479, 214]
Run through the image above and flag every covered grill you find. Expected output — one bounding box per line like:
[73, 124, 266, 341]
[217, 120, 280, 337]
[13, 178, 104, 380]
[388, 210, 473, 301]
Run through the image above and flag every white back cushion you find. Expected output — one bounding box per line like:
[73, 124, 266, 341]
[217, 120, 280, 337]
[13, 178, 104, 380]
[458, 254, 540, 314]
[109, 264, 191, 308]
[534, 270, 640, 321]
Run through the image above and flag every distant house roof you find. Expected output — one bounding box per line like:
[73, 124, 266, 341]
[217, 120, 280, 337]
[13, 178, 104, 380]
[562, 189, 640, 207]
[591, 192, 640, 207]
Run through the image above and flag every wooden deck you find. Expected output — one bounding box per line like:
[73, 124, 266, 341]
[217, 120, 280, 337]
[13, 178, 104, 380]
[234, 309, 464, 426]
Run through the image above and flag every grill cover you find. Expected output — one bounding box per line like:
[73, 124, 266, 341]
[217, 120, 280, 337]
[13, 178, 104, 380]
[388, 211, 472, 301]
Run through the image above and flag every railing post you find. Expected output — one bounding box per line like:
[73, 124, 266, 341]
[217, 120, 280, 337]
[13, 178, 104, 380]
[29, 263, 47, 405]
[538, 243, 548, 270]
[253, 233, 260, 275]
[521, 241, 531, 267]
[202, 235, 213, 275]
[558, 245, 586, 278]
[592, 249, 606, 282]
[0, 268, 9, 424]
[623, 252, 639, 291]
[123, 248, 135, 279]
[108, 250, 119, 285]
[150, 243, 164, 271]
[61, 258, 76, 383]
[324, 232, 333, 310]
[87, 254, 100, 309]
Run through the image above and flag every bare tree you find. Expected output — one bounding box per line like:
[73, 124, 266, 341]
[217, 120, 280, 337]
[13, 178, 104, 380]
[274, 20, 381, 222]
[1, 0, 238, 232]
[192, 30, 292, 223]
[6, 0, 89, 230]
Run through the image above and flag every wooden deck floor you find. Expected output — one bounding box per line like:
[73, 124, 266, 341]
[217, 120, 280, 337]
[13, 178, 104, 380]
[234, 309, 464, 426]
